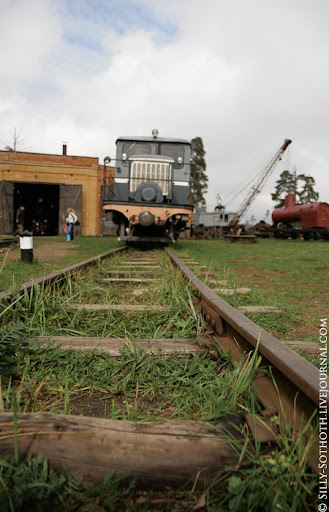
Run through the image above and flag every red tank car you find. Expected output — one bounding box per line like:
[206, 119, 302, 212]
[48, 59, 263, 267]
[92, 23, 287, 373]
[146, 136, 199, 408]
[272, 194, 329, 239]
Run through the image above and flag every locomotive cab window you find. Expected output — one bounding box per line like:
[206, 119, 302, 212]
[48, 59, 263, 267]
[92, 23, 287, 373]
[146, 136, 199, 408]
[122, 143, 152, 164]
[157, 144, 185, 168]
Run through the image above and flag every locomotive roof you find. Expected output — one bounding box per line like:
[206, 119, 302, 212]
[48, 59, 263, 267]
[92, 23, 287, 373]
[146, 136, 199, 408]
[116, 136, 191, 145]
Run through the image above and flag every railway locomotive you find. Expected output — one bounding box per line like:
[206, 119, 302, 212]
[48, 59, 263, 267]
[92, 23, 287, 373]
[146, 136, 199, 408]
[103, 130, 193, 243]
[272, 193, 329, 240]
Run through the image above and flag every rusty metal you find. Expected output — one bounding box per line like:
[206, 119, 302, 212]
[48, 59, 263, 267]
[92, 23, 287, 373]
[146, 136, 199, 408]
[0, 244, 322, 484]
[166, 249, 320, 410]
[0, 246, 128, 300]
[0, 238, 18, 249]
[103, 203, 193, 227]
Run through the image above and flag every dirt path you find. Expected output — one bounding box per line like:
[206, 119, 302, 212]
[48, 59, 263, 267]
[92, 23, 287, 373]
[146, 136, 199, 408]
[2, 241, 80, 265]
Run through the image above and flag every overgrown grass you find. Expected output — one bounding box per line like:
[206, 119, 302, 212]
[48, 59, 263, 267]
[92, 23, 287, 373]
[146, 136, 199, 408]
[173, 238, 329, 342]
[0, 244, 319, 510]
[0, 458, 138, 512]
[0, 236, 123, 292]
[0, 253, 262, 421]
[0, 337, 264, 421]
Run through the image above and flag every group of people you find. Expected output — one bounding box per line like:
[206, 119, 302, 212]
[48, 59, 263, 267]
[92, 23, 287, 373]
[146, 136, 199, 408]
[14, 205, 79, 241]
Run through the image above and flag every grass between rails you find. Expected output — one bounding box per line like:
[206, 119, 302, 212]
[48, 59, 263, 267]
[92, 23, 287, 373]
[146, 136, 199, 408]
[0, 246, 319, 510]
[1, 252, 257, 420]
[0, 337, 262, 421]
[0, 338, 318, 511]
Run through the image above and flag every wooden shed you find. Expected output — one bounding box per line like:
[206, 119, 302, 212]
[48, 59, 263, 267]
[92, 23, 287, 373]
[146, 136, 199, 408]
[0, 149, 114, 237]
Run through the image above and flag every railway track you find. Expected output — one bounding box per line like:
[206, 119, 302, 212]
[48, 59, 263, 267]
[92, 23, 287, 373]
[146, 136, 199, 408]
[0, 237, 18, 248]
[0, 246, 322, 507]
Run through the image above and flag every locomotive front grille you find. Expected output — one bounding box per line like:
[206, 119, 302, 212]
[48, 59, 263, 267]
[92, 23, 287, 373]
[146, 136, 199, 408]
[130, 160, 171, 196]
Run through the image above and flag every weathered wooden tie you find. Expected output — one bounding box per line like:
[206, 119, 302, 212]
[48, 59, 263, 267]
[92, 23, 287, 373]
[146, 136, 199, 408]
[132, 288, 149, 296]
[209, 279, 228, 286]
[213, 288, 251, 296]
[64, 304, 170, 312]
[126, 259, 156, 262]
[121, 262, 160, 267]
[283, 340, 319, 356]
[98, 278, 161, 283]
[0, 413, 242, 486]
[238, 306, 282, 314]
[33, 336, 206, 356]
[106, 270, 158, 277]
[111, 265, 160, 270]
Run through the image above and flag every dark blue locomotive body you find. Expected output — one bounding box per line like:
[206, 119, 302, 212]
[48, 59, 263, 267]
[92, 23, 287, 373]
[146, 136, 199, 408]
[103, 131, 193, 243]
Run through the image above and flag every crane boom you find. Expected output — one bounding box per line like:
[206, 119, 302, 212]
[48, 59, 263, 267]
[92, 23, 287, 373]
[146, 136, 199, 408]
[229, 139, 292, 231]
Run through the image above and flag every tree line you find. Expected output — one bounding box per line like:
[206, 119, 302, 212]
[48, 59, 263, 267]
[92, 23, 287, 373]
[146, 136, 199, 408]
[190, 137, 320, 211]
[271, 170, 319, 208]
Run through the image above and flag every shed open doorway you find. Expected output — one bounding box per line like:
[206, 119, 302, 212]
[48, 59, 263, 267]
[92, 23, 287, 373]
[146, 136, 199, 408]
[14, 183, 60, 235]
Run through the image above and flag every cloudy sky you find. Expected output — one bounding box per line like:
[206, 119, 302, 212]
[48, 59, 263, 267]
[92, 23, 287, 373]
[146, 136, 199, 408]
[1, 0, 328, 221]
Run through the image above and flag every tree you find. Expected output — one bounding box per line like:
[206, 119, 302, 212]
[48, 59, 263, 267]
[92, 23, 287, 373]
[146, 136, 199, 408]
[3, 128, 27, 152]
[271, 170, 319, 208]
[271, 170, 297, 208]
[298, 174, 319, 203]
[190, 137, 208, 207]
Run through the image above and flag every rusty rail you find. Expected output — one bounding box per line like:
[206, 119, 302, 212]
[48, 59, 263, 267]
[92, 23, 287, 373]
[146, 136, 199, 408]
[166, 248, 322, 474]
[0, 246, 128, 300]
[166, 248, 319, 407]
[0, 247, 323, 484]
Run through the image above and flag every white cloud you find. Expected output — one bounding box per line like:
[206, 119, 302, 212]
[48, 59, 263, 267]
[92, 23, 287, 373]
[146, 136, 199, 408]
[1, 0, 329, 221]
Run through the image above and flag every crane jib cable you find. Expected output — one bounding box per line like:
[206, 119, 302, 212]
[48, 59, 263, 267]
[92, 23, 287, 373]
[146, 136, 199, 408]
[228, 139, 292, 230]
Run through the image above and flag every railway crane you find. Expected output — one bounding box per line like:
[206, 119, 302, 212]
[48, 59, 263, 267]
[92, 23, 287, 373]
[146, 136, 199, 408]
[228, 138, 292, 233]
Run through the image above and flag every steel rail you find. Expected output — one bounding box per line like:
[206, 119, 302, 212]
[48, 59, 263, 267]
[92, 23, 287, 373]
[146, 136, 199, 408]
[166, 249, 320, 409]
[0, 246, 128, 300]
[0, 238, 18, 249]
[0, 246, 322, 486]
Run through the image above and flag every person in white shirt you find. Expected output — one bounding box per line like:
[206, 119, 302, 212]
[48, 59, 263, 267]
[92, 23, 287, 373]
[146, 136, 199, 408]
[66, 208, 78, 241]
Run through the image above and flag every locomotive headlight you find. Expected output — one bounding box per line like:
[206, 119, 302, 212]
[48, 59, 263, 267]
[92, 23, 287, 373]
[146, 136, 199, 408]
[139, 211, 155, 227]
[177, 156, 183, 165]
[152, 129, 159, 138]
[122, 153, 128, 161]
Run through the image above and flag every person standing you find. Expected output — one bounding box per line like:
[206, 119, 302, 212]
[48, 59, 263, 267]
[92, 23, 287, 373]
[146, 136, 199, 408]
[15, 205, 25, 235]
[66, 208, 78, 241]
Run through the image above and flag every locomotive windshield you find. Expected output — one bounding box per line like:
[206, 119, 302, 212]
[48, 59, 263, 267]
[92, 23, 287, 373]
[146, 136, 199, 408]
[121, 141, 185, 168]
[159, 144, 184, 163]
[122, 143, 152, 157]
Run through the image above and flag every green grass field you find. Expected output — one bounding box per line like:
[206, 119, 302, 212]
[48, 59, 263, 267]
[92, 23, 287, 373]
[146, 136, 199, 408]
[0, 237, 124, 293]
[173, 238, 329, 341]
[0, 237, 323, 511]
